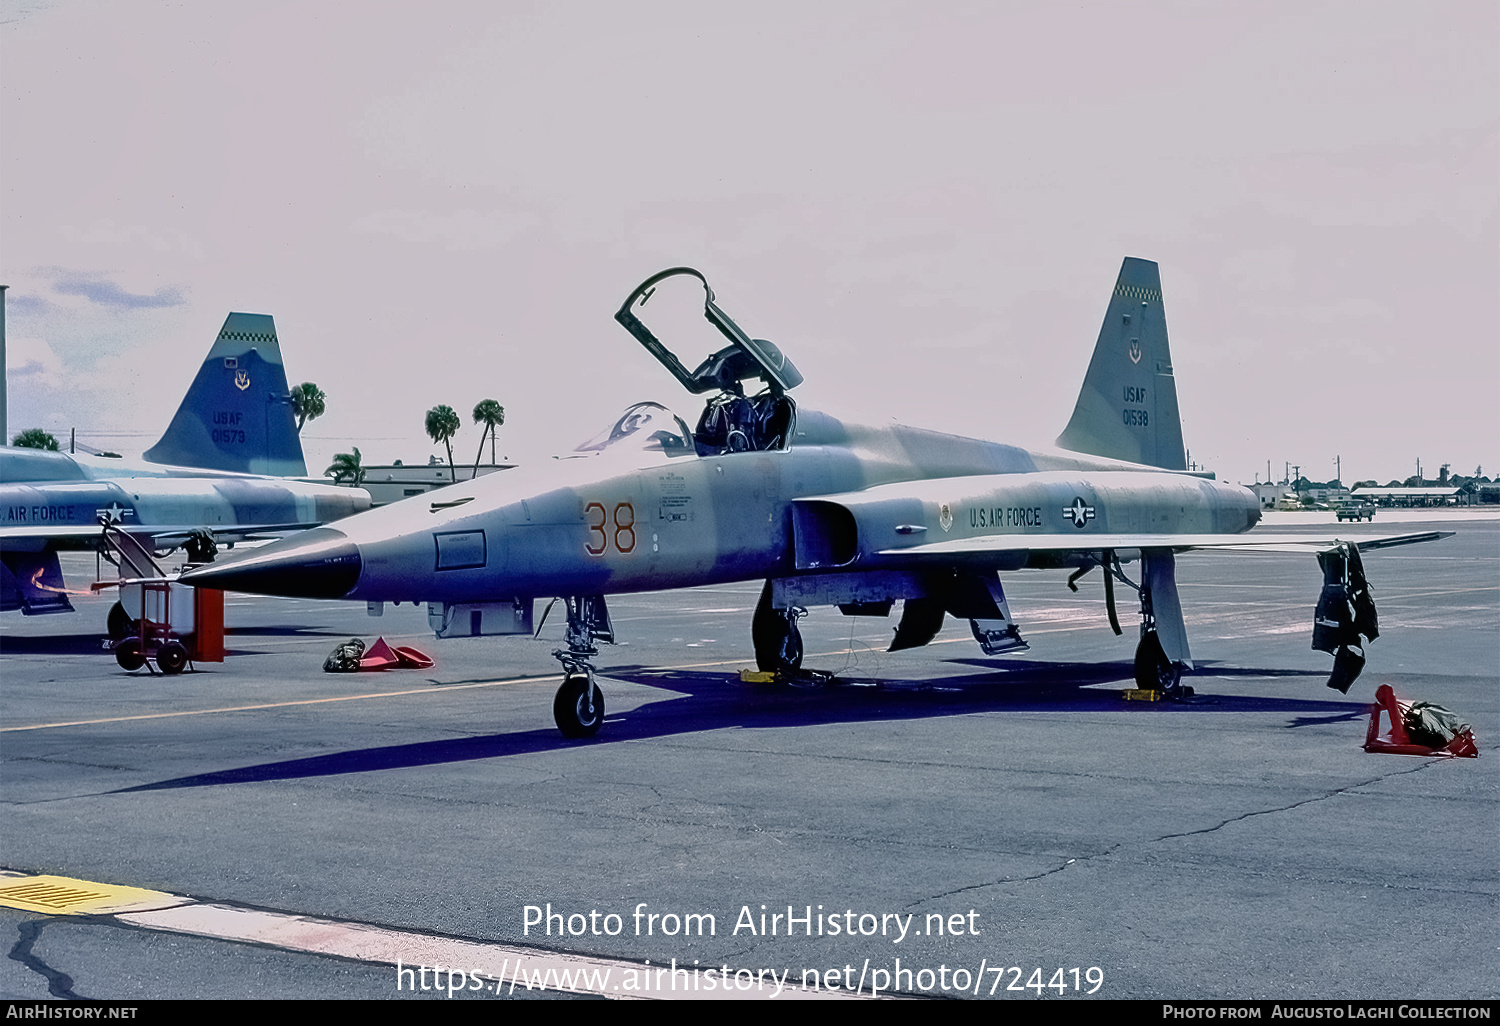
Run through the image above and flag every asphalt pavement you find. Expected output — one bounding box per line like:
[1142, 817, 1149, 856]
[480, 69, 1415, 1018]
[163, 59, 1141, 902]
[2, 511, 1495, 1001]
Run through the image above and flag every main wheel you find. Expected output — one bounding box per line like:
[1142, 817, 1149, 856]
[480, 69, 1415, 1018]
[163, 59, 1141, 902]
[754, 612, 804, 673]
[554, 674, 605, 738]
[107, 602, 137, 641]
[157, 640, 189, 675]
[1133, 631, 1182, 692]
[778, 620, 803, 672]
[115, 638, 145, 671]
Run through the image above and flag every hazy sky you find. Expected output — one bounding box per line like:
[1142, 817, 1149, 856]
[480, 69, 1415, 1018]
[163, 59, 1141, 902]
[3, 1, 1496, 485]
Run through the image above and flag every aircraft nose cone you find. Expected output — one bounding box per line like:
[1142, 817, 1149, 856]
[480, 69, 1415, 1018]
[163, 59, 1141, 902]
[180, 527, 362, 599]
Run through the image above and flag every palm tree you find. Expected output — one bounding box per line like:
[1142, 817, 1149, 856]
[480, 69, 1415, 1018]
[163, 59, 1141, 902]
[425, 404, 461, 483]
[471, 398, 505, 474]
[324, 447, 366, 486]
[11, 428, 60, 450]
[290, 382, 326, 432]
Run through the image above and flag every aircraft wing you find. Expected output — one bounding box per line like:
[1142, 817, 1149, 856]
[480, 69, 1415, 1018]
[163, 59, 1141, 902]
[0, 522, 332, 550]
[878, 530, 1453, 559]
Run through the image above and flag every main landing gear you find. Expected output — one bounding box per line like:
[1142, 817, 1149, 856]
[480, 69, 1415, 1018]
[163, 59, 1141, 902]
[752, 581, 806, 677]
[1133, 630, 1184, 695]
[549, 595, 613, 738]
[1132, 552, 1193, 699]
[1093, 550, 1192, 698]
[107, 601, 138, 641]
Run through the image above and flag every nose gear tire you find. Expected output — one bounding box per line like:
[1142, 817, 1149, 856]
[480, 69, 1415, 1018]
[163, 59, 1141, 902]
[554, 674, 605, 738]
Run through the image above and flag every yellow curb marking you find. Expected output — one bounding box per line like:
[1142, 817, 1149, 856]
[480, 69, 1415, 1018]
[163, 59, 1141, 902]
[0, 873, 186, 915]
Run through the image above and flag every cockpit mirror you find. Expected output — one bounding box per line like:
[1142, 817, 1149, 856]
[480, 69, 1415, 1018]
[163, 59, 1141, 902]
[615, 267, 804, 395]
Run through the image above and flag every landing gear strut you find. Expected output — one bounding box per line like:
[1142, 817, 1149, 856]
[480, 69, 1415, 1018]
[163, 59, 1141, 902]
[752, 581, 805, 675]
[1104, 551, 1192, 697]
[1134, 552, 1192, 698]
[549, 595, 613, 738]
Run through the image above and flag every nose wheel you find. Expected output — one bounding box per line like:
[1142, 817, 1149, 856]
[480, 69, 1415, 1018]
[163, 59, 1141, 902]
[553, 669, 605, 738]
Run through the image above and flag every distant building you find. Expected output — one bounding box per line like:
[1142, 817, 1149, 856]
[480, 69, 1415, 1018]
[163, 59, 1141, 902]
[1301, 485, 1351, 504]
[1249, 482, 1294, 509]
[1350, 486, 1460, 507]
[356, 460, 512, 506]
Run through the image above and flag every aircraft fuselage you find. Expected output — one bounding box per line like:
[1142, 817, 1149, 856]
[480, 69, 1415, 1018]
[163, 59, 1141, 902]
[288, 412, 1258, 606]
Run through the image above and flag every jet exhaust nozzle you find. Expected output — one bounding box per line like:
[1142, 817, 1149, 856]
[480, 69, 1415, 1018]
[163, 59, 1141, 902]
[179, 527, 361, 599]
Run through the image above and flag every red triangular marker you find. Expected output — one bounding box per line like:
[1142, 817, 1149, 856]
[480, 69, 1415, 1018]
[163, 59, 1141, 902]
[359, 636, 400, 670]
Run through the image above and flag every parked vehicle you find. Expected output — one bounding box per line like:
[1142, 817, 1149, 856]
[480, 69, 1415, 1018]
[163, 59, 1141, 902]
[1335, 499, 1377, 522]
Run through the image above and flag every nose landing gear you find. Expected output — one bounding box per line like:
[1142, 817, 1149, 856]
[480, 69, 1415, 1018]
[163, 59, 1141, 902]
[547, 595, 614, 738]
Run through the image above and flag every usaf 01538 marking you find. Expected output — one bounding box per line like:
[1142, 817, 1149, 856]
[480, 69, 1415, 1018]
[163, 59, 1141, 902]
[183, 259, 1447, 737]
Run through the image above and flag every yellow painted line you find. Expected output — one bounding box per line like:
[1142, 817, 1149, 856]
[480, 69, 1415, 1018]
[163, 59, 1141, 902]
[0, 873, 186, 915]
[0, 675, 551, 733]
[0, 623, 1125, 734]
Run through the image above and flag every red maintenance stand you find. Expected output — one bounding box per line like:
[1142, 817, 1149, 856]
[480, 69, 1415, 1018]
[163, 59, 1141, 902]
[93, 519, 224, 675]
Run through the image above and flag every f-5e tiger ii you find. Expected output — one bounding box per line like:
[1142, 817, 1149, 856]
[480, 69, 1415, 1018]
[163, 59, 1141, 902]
[182, 260, 1446, 736]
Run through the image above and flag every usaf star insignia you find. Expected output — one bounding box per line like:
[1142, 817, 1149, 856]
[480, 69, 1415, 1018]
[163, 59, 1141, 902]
[1063, 496, 1096, 529]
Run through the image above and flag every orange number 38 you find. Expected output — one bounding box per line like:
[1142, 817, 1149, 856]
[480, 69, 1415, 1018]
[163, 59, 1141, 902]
[585, 501, 635, 555]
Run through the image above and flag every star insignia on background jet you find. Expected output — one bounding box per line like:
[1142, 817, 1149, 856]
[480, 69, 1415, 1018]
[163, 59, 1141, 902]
[1063, 496, 1096, 529]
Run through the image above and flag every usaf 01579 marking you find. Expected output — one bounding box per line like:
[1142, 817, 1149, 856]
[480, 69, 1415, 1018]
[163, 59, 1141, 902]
[183, 259, 1447, 737]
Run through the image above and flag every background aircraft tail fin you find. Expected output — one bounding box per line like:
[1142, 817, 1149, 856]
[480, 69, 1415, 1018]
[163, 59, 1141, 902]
[143, 313, 308, 476]
[1055, 258, 1186, 470]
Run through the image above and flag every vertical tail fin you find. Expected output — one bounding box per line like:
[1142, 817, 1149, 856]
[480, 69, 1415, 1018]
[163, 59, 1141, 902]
[1055, 258, 1186, 470]
[143, 313, 307, 476]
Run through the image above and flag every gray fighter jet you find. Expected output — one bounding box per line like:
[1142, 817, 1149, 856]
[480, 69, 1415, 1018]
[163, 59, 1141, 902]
[2, 313, 370, 623]
[181, 261, 1445, 736]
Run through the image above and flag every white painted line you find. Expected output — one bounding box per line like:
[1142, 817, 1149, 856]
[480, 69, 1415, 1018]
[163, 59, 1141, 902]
[117, 902, 863, 1000]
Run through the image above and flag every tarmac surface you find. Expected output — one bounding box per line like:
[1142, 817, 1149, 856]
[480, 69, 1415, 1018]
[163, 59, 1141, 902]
[1, 510, 1496, 1001]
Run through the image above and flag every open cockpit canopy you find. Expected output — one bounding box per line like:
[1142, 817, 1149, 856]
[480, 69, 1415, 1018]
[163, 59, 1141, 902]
[614, 267, 803, 396]
[613, 268, 802, 456]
